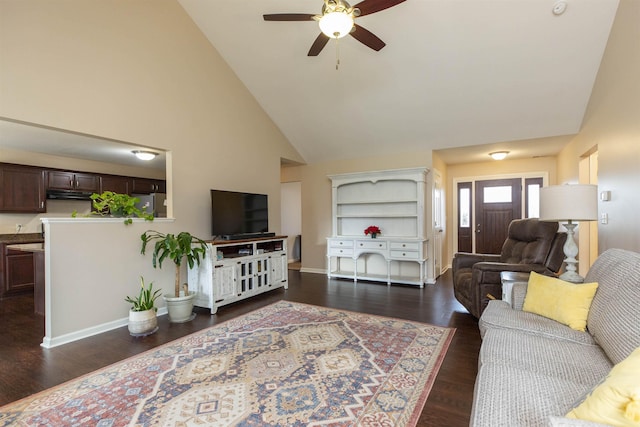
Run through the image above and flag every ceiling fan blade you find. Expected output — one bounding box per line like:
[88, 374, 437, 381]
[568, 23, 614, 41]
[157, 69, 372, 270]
[350, 24, 386, 51]
[308, 33, 330, 56]
[353, 0, 406, 16]
[263, 13, 316, 21]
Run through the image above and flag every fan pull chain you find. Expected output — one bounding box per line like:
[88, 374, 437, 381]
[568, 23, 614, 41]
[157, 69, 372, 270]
[335, 37, 341, 70]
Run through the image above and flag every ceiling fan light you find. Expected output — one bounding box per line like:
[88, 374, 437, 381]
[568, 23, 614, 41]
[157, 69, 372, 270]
[132, 150, 158, 161]
[319, 12, 354, 38]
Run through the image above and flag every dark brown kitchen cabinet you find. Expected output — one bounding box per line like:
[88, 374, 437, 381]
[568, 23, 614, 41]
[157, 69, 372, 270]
[1, 247, 35, 297]
[47, 170, 100, 193]
[132, 178, 166, 194]
[0, 163, 46, 213]
[100, 175, 133, 195]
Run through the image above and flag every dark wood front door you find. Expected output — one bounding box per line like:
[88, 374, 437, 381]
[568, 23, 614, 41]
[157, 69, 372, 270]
[475, 178, 522, 254]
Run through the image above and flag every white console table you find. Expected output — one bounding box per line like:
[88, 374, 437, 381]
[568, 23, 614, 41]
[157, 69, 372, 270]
[188, 236, 288, 314]
[327, 237, 428, 286]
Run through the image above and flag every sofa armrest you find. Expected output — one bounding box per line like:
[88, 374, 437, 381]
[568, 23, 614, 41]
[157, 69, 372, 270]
[548, 416, 613, 427]
[452, 252, 501, 271]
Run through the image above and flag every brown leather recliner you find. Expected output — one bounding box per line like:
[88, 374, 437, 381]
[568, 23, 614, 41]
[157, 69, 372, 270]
[452, 218, 567, 318]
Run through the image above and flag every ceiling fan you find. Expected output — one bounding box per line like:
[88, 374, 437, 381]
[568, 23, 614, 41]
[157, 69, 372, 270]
[263, 0, 406, 56]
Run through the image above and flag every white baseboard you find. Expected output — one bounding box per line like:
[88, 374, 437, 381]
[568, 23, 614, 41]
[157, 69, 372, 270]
[299, 267, 326, 275]
[41, 307, 169, 348]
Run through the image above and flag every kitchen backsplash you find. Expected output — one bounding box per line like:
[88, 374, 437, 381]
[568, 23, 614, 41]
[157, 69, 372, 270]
[0, 199, 92, 234]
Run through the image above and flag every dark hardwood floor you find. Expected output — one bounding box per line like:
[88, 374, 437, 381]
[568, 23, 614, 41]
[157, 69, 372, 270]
[0, 270, 481, 426]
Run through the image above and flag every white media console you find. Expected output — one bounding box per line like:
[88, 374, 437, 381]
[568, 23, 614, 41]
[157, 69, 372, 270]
[188, 235, 288, 314]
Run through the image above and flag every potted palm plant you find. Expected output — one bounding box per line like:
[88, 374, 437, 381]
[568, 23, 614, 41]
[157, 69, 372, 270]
[125, 276, 161, 336]
[140, 230, 208, 322]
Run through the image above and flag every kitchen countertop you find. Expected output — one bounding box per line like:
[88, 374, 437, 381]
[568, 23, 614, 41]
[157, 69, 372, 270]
[0, 233, 45, 245]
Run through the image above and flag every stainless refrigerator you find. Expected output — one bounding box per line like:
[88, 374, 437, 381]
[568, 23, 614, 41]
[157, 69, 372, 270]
[133, 193, 167, 218]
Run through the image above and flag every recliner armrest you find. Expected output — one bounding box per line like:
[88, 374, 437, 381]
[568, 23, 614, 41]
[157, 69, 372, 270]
[473, 262, 549, 274]
[453, 253, 501, 271]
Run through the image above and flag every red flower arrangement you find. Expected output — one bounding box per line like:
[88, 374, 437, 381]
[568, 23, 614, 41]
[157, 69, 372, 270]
[364, 225, 381, 236]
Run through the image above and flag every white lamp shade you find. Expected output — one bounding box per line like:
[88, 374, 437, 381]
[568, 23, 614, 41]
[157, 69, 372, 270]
[540, 184, 598, 221]
[319, 12, 354, 38]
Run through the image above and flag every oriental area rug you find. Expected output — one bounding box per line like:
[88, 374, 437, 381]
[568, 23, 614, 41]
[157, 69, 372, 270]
[0, 301, 455, 427]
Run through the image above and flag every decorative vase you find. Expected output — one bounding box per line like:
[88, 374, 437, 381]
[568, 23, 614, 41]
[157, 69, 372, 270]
[371, 233, 377, 239]
[128, 308, 158, 336]
[163, 291, 196, 323]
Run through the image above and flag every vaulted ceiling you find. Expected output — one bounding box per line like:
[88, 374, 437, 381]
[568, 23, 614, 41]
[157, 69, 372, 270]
[1, 1, 620, 167]
[178, 0, 619, 164]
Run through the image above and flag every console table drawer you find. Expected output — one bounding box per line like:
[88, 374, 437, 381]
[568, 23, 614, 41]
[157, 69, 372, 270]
[356, 240, 387, 250]
[390, 250, 419, 260]
[329, 247, 354, 257]
[390, 241, 420, 251]
[329, 239, 354, 248]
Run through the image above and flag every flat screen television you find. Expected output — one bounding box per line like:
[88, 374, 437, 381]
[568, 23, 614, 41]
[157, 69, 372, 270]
[211, 189, 270, 239]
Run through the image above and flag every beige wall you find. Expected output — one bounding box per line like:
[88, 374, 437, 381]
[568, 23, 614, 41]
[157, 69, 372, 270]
[281, 151, 433, 276]
[556, 0, 640, 253]
[0, 0, 303, 344]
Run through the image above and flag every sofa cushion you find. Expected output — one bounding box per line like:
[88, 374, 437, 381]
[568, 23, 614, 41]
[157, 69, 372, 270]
[522, 272, 598, 332]
[471, 363, 592, 427]
[585, 249, 640, 365]
[566, 347, 640, 426]
[479, 329, 612, 386]
[479, 300, 596, 345]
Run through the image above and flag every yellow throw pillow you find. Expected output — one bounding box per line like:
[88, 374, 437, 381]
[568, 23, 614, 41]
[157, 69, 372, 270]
[522, 271, 598, 331]
[567, 347, 640, 426]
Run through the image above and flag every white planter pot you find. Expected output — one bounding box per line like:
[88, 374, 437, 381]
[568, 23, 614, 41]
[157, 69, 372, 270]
[163, 291, 196, 323]
[128, 308, 158, 336]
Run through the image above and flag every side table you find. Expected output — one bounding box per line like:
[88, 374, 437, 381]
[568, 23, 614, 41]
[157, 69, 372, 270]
[500, 271, 531, 306]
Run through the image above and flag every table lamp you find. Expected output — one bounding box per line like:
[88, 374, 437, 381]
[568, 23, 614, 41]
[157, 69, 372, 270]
[540, 184, 598, 283]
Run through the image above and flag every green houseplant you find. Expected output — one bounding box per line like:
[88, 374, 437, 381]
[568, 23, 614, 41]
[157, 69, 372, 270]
[72, 191, 154, 225]
[140, 230, 208, 322]
[125, 277, 161, 336]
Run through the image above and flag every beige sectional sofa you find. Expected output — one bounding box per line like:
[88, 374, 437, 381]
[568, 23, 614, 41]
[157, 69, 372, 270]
[471, 248, 640, 426]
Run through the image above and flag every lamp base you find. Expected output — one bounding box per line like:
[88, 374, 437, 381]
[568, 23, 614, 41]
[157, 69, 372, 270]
[560, 221, 584, 283]
[559, 270, 585, 283]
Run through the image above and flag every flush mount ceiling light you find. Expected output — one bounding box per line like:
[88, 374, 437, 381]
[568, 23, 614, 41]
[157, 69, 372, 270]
[132, 150, 158, 161]
[489, 151, 510, 160]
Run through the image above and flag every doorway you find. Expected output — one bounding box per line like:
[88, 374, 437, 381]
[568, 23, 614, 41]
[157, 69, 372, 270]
[456, 174, 546, 255]
[579, 149, 599, 276]
[280, 182, 301, 269]
[433, 169, 445, 278]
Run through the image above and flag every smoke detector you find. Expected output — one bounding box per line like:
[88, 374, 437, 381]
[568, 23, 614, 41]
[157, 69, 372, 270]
[552, 1, 567, 15]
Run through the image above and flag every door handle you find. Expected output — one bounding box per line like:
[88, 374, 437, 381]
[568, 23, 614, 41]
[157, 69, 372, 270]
[476, 224, 481, 233]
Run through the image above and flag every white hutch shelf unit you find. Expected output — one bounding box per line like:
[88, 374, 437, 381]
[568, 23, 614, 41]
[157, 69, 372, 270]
[188, 236, 288, 314]
[327, 168, 429, 287]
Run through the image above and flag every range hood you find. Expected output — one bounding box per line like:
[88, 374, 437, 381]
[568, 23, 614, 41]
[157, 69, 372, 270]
[46, 189, 93, 201]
